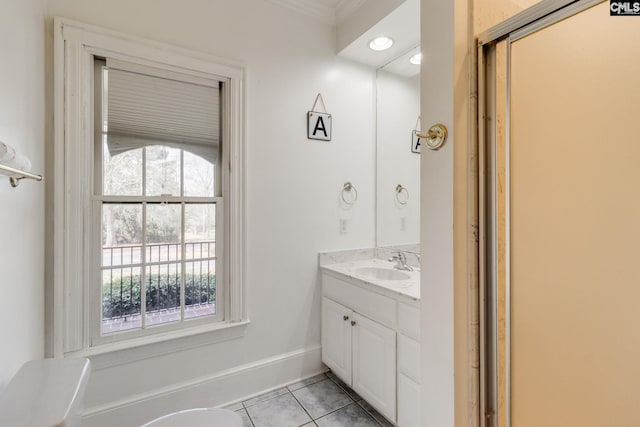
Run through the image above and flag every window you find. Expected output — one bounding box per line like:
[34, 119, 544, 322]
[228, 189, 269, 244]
[94, 59, 224, 341]
[52, 19, 246, 356]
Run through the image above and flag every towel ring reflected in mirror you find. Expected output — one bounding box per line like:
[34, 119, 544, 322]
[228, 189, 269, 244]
[395, 184, 409, 205]
[341, 182, 358, 205]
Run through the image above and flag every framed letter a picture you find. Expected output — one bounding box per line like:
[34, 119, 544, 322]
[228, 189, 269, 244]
[308, 111, 332, 141]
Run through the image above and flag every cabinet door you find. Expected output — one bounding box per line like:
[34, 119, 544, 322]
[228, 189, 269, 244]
[398, 334, 421, 384]
[351, 312, 397, 422]
[397, 373, 421, 427]
[321, 297, 352, 384]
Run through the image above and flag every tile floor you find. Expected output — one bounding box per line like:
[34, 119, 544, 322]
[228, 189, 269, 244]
[224, 371, 395, 427]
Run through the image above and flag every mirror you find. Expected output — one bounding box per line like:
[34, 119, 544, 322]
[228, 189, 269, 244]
[375, 46, 420, 251]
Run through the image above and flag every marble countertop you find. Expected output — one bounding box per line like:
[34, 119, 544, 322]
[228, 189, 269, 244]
[320, 258, 420, 302]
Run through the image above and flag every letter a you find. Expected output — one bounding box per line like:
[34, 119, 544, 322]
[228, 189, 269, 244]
[313, 116, 327, 137]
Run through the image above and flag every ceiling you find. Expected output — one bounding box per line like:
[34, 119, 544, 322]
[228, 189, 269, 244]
[337, 0, 419, 72]
[379, 45, 421, 78]
[266, 0, 420, 77]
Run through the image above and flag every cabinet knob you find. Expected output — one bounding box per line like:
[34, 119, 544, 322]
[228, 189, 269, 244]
[351, 320, 356, 326]
[343, 315, 349, 321]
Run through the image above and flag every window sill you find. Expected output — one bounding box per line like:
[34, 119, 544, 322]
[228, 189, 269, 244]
[65, 319, 250, 370]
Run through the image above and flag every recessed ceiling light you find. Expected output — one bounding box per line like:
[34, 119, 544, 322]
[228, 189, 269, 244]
[409, 53, 422, 65]
[369, 36, 394, 51]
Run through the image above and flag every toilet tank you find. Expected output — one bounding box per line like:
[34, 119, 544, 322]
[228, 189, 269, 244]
[0, 358, 91, 427]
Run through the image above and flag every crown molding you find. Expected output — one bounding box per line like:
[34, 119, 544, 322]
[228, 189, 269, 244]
[335, 0, 367, 23]
[266, 0, 365, 25]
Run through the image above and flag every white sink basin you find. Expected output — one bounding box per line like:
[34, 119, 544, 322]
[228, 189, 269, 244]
[356, 266, 411, 281]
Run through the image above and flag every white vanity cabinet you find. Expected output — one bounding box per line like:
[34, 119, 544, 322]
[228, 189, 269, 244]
[321, 272, 420, 426]
[351, 311, 397, 420]
[321, 297, 353, 382]
[321, 295, 397, 422]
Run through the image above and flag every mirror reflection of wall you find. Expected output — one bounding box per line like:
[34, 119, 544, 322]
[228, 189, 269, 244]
[376, 48, 420, 248]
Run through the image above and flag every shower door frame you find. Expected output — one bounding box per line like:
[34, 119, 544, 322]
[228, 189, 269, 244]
[477, 1, 606, 426]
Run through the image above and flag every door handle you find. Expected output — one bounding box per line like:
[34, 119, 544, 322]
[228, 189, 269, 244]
[351, 320, 356, 326]
[343, 315, 349, 321]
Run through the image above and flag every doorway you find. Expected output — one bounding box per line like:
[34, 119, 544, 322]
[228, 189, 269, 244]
[479, 1, 640, 426]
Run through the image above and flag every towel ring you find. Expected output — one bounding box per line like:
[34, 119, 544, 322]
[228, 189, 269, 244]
[341, 182, 358, 205]
[395, 184, 409, 205]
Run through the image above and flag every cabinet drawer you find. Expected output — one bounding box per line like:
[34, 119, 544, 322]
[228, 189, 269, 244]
[398, 334, 420, 383]
[323, 274, 396, 328]
[398, 302, 420, 340]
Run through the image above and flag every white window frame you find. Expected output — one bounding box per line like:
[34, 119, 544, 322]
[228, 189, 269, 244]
[91, 60, 225, 346]
[50, 18, 247, 358]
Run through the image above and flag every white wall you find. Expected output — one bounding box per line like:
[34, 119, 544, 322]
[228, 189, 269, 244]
[0, 0, 45, 389]
[376, 71, 420, 247]
[44, 0, 376, 424]
[420, 0, 474, 425]
[420, 0, 455, 424]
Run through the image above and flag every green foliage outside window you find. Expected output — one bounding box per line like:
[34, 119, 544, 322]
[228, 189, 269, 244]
[102, 272, 216, 319]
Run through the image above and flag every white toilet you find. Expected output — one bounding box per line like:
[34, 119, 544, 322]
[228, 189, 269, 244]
[0, 358, 242, 427]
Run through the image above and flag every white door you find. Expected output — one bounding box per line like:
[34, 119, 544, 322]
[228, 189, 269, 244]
[321, 297, 352, 384]
[351, 312, 397, 422]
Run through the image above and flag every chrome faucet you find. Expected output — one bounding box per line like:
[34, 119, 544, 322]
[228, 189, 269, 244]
[388, 251, 413, 271]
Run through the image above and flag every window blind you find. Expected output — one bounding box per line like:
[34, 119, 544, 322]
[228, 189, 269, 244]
[104, 61, 221, 164]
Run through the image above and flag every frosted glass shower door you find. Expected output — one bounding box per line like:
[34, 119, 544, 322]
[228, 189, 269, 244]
[488, 2, 640, 426]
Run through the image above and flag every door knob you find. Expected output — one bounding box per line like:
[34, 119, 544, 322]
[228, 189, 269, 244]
[343, 315, 349, 321]
[351, 320, 356, 326]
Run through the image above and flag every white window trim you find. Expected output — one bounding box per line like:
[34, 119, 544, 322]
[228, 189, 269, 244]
[50, 17, 247, 358]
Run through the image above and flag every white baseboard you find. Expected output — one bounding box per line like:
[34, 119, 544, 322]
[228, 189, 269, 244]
[82, 345, 324, 427]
